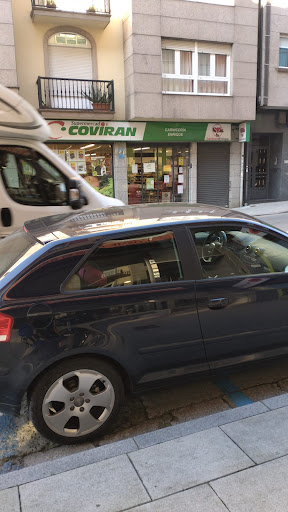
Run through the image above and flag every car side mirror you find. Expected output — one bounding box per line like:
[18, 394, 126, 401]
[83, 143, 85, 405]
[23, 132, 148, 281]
[68, 178, 83, 210]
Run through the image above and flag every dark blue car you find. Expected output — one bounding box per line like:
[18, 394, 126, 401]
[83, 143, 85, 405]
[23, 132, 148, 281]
[1, 203, 288, 444]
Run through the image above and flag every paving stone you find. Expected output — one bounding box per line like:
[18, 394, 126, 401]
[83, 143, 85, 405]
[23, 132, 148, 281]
[20, 454, 149, 512]
[211, 455, 288, 512]
[221, 406, 288, 463]
[262, 393, 288, 410]
[142, 380, 223, 419]
[0, 487, 20, 512]
[171, 397, 230, 423]
[128, 484, 228, 511]
[129, 427, 253, 500]
[242, 383, 281, 402]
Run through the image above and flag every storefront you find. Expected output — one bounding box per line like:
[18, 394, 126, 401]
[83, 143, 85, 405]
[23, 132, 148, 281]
[47, 120, 248, 207]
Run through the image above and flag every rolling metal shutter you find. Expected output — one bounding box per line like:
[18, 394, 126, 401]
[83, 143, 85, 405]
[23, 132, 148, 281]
[197, 143, 230, 207]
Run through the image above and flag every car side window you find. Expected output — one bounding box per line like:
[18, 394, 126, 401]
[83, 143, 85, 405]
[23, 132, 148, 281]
[191, 226, 288, 279]
[65, 231, 183, 291]
[7, 244, 92, 299]
[0, 147, 68, 206]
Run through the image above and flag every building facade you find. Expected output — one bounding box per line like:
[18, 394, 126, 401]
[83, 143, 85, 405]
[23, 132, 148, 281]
[1, 0, 17, 90]
[249, 0, 288, 203]
[10, 0, 259, 207]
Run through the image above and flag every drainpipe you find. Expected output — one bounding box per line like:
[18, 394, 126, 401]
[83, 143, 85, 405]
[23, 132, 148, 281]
[263, 0, 271, 107]
[256, 0, 263, 107]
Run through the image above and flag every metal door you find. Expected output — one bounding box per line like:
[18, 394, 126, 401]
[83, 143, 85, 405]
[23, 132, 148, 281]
[249, 141, 269, 201]
[197, 143, 230, 206]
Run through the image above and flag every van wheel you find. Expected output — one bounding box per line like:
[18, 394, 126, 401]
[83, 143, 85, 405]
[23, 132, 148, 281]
[30, 358, 124, 445]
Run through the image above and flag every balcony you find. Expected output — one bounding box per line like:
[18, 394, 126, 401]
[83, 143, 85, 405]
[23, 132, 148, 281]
[37, 77, 115, 117]
[31, 0, 111, 29]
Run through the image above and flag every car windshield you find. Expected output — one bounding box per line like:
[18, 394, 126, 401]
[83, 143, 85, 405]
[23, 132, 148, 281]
[0, 229, 42, 280]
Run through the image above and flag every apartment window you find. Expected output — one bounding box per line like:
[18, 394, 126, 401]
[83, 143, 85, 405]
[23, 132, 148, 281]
[162, 41, 230, 95]
[49, 33, 90, 48]
[279, 37, 288, 68]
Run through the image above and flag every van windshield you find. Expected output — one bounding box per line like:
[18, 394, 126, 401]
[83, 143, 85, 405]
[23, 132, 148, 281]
[0, 229, 42, 280]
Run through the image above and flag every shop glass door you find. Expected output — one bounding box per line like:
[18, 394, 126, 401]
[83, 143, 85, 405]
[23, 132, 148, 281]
[127, 145, 189, 204]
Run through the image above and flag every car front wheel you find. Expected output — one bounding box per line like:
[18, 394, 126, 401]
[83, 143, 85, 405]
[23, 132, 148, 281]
[30, 357, 124, 444]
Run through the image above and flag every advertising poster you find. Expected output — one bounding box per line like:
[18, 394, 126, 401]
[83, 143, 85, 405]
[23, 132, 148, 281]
[146, 178, 154, 190]
[69, 149, 77, 160]
[144, 162, 156, 173]
[164, 175, 170, 184]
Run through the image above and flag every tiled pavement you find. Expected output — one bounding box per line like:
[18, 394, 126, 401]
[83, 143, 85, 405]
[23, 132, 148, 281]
[3, 393, 288, 511]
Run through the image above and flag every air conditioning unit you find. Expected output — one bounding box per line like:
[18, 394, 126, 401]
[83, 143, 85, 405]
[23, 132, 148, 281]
[277, 111, 286, 125]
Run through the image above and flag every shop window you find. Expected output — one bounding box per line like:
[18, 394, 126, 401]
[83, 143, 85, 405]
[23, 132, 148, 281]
[279, 37, 288, 68]
[127, 145, 189, 205]
[47, 143, 114, 199]
[162, 40, 230, 95]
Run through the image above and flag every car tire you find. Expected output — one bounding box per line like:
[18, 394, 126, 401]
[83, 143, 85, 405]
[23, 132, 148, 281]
[29, 357, 124, 445]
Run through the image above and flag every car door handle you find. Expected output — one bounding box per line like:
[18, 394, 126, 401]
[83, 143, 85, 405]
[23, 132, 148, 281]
[1, 208, 12, 227]
[208, 298, 228, 310]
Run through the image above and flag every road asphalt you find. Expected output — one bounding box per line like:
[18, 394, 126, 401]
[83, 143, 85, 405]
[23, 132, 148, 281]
[3, 200, 288, 512]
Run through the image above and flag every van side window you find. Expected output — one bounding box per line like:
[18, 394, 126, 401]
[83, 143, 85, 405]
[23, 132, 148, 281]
[64, 231, 183, 291]
[0, 147, 68, 206]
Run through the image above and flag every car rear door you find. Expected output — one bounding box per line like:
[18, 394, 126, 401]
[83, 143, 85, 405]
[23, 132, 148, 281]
[60, 226, 208, 388]
[189, 222, 288, 371]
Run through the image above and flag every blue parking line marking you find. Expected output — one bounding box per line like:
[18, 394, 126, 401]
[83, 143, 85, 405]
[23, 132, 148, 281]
[0, 414, 18, 460]
[215, 377, 253, 407]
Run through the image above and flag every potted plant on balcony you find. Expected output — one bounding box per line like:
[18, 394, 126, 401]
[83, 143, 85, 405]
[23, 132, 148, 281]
[46, 0, 56, 8]
[82, 85, 111, 111]
[86, 5, 96, 13]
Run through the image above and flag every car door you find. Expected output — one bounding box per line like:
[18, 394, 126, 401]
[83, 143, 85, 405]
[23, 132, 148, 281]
[61, 227, 208, 387]
[189, 222, 288, 371]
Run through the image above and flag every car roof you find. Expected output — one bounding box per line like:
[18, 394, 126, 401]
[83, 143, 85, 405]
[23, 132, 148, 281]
[24, 203, 264, 243]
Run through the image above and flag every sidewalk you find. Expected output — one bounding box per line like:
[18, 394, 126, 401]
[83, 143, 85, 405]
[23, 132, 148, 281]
[234, 200, 288, 216]
[3, 393, 288, 512]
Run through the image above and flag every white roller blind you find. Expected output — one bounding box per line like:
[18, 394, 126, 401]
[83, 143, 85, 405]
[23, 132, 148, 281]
[162, 39, 231, 55]
[48, 46, 92, 79]
[162, 39, 195, 51]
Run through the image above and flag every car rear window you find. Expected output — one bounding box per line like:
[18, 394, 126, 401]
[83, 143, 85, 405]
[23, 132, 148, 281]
[0, 228, 42, 280]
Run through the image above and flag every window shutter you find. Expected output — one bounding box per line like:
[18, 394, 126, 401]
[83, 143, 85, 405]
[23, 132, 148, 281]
[48, 46, 92, 79]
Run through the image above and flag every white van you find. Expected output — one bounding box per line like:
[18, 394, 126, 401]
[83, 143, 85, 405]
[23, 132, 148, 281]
[0, 84, 123, 237]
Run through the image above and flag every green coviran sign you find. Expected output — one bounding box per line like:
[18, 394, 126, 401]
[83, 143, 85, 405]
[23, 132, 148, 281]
[48, 120, 249, 143]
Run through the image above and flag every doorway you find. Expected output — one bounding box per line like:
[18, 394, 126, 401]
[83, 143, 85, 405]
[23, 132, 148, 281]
[249, 136, 269, 202]
[127, 145, 190, 204]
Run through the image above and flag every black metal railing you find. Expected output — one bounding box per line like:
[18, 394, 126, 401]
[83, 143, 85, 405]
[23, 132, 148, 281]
[31, 0, 110, 15]
[37, 77, 115, 112]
